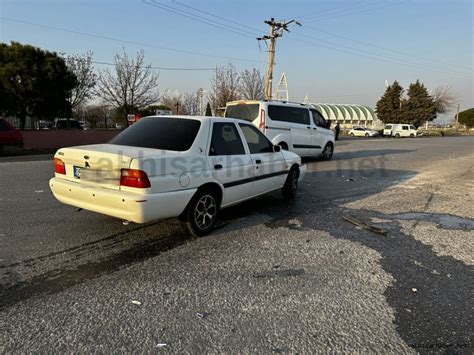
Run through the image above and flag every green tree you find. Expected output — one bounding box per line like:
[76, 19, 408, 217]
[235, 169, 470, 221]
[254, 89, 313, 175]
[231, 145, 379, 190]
[375, 81, 404, 123]
[458, 108, 474, 129]
[205, 102, 212, 116]
[0, 42, 77, 129]
[402, 80, 436, 127]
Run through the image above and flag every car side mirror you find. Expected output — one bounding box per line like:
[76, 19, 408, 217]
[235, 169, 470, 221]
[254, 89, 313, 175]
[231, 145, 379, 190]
[273, 145, 281, 152]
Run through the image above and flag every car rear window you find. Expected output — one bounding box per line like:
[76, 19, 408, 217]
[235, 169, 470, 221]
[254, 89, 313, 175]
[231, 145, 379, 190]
[110, 117, 201, 151]
[225, 104, 259, 122]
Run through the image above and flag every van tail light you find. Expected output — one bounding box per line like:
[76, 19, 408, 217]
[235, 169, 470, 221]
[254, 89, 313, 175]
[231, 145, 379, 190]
[54, 158, 66, 175]
[259, 109, 266, 132]
[120, 169, 151, 188]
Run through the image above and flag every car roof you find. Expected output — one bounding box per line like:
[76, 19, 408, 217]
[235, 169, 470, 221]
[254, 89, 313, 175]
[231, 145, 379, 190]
[142, 115, 251, 125]
[226, 99, 313, 109]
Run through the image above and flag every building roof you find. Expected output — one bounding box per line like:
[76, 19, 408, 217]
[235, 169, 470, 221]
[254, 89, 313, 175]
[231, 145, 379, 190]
[310, 103, 376, 121]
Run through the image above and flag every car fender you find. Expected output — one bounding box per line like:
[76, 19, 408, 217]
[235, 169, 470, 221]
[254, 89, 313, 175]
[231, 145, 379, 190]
[270, 132, 291, 147]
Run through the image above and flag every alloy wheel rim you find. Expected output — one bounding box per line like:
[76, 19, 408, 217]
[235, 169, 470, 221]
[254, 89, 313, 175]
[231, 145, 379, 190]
[194, 194, 217, 230]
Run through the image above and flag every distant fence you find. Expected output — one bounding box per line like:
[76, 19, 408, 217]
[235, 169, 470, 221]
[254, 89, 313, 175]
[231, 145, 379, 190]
[22, 130, 121, 150]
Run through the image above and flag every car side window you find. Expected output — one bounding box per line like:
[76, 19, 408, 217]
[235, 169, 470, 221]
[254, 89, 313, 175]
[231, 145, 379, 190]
[209, 122, 245, 156]
[310, 109, 328, 128]
[268, 105, 310, 125]
[239, 124, 273, 154]
[402, 126, 408, 130]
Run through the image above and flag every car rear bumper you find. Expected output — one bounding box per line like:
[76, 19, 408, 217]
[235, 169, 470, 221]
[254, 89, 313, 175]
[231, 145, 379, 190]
[49, 177, 196, 223]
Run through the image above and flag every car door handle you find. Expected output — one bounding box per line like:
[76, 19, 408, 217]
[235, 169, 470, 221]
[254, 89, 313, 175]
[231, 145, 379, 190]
[255, 159, 262, 164]
[214, 164, 223, 170]
[313, 127, 317, 130]
[307, 126, 311, 129]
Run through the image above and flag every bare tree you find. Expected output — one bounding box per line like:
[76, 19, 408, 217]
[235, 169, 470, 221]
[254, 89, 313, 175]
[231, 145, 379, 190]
[96, 50, 159, 121]
[239, 68, 264, 100]
[181, 91, 200, 115]
[432, 85, 460, 115]
[65, 51, 97, 111]
[208, 63, 241, 113]
[160, 90, 182, 114]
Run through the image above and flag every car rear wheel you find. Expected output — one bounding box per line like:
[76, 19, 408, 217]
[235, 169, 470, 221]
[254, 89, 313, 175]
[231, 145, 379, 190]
[350, 133, 355, 137]
[282, 167, 299, 200]
[410, 133, 414, 137]
[395, 133, 400, 138]
[321, 143, 334, 161]
[365, 133, 369, 137]
[184, 187, 220, 237]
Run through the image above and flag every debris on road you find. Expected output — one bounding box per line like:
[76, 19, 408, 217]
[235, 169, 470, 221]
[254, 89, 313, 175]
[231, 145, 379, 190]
[346, 178, 355, 182]
[123, 221, 130, 226]
[34, 190, 44, 193]
[196, 312, 209, 319]
[253, 268, 305, 278]
[411, 288, 418, 293]
[343, 215, 387, 235]
[131, 300, 142, 305]
[156, 343, 167, 348]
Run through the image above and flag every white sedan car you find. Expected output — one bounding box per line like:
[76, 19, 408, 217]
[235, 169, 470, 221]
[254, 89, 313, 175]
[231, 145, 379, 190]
[50, 116, 306, 236]
[348, 126, 379, 137]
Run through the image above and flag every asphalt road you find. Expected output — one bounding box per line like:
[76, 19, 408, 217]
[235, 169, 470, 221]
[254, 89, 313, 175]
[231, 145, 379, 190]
[1, 136, 473, 353]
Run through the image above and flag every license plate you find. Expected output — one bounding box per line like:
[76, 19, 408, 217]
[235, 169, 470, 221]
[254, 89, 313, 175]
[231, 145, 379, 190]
[73, 166, 82, 179]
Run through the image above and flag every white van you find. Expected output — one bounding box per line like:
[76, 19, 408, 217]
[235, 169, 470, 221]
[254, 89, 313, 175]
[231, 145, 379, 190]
[224, 100, 335, 160]
[392, 124, 418, 137]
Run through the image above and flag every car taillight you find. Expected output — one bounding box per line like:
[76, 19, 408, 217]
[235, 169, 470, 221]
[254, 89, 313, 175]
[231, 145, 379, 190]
[54, 158, 66, 175]
[259, 109, 266, 131]
[120, 169, 151, 188]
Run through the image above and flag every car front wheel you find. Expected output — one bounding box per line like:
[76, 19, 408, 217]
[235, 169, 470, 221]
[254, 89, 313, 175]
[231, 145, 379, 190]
[184, 188, 220, 237]
[282, 167, 299, 200]
[321, 143, 334, 160]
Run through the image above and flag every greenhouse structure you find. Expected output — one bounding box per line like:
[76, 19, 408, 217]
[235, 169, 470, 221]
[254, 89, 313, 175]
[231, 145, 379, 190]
[310, 103, 378, 127]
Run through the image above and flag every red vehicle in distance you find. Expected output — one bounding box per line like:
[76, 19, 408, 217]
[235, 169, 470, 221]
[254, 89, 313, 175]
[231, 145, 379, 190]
[0, 119, 24, 152]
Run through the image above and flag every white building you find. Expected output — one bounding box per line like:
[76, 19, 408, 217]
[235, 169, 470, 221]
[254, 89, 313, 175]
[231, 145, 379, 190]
[310, 103, 380, 128]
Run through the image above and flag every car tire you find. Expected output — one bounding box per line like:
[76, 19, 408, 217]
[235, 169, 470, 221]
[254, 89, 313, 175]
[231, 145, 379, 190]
[321, 143, 334, 161]
[350, 133, 355, 137]
[278, 142, 288, 151]
[410, 133, 414, 137]
[365, 133, 369, 137]
[282, 166, 299, 200]
[184, 187, 220, 237]
[395, 133, 400, 138]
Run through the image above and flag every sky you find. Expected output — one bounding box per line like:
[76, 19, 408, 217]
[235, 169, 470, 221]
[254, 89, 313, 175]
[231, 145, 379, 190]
[1, 0, 473, 120]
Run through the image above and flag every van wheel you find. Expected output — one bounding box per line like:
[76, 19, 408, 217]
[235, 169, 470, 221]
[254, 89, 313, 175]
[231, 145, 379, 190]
[184, 187, 220, 237]
[278, 142, 288, 151]
[410, 133, 414, 137]
[321, 143, 334, 161]
[395, 133, 400, 138]
[365, 133, 369, 137]
[282, 167, 299, 200]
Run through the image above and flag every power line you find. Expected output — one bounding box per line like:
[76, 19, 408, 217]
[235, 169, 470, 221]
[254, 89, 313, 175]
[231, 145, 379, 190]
[142, 0, 258, 38]
[303, 25, 472, 72]
[91, 60, 215, 71]
[296, 0, 378, 22]
[287, 34, 470, 78]
[1, 16, 261, 64]
[171, 0, 262, 34]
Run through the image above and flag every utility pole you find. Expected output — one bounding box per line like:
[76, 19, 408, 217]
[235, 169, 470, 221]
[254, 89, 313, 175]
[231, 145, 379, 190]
[455, 103, 460, 129]
[257, 18, 301, 100]
[175, 101, 180, 115]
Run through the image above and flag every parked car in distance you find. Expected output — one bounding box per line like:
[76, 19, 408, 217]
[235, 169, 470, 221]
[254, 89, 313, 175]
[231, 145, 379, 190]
[0, 119, 23, 152]
[49, 116, 306, 236]
[383, 123, 394, 137]
[348, 126, 379, 137]
[391, 124, 418, 138]
[224, 100, 335, 160]
[52, 118, 83, 130]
